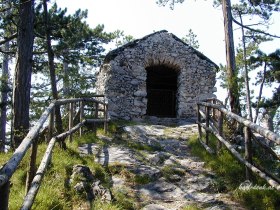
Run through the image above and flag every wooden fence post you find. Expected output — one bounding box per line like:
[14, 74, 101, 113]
[197, 104, 202, 141]
[25, 137, 38, 194]
[217, 110, 223, 151]
[48, 109, 54, 142]
[69, 103, 74, 142]
[244, 126, 253, 180]
[79, 101, 84, 137]
[213, 99, 217, 121]
[104, 103, 108, 134]
[205, 106, 210, 145]
[93, 102, 99, 135]
[0, 180, 10, 210]
[95, 103, 99, 118]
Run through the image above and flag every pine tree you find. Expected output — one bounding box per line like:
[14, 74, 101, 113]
[182, 29, 200, 49]
[0, 0, 21, 150]
[30, 2, 115, 118]
[12, 0, 35, 148]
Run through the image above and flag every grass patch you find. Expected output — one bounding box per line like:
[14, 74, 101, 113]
[108, 163, 135, 185]
[161, 164, 185, 181]
[108, 162, 152, 185]
[108, 162, 127, 175]
[164, 127, 175, 136]
[0, 133, 112, 209]
[126, 141, 162, 152]
[111, 187, 138, 210]
[188, 134, 245, 190]
[71, 132, 105, 148]
[134, 174, 152, 185]
[235, 188, 280, 210]
[92, 198, 121, 210]
[163, 126, 182, 138]
[97, 120, 138, 137]
[182, 204, 202, 210]
[187, 134, 280, 209]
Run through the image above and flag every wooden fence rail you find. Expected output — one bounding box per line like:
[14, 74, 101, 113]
[197, 98, 280, 191]
[0, 97, 109, 210]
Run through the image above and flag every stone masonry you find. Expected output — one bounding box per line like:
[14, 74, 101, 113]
[96, 30, 217, 120]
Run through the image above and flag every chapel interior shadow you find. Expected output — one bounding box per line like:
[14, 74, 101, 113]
[146, 65, 178, 118]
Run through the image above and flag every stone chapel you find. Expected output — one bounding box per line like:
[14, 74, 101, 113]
[96, 30, 217, 120]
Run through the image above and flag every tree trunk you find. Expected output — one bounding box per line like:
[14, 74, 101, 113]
[259, 108, 274, 147]
[254, 62, 267, 123]
[222, 0, 241, 115]
[43, 0, 65, 149]
[25, 138, 38, 194]
[0, 41, 9, 152]
[63, 59, 70, 97]
[239, 12, 253, 121]
[260, 108, 274, 131]
[12, 0, 34, 148]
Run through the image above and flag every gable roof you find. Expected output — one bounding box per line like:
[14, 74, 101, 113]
[104, 30, 218, 69]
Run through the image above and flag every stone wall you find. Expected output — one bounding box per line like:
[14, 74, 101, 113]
[96, 30, 217, 120]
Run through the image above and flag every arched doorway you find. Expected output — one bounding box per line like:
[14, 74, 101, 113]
[146, 65, 178, 117]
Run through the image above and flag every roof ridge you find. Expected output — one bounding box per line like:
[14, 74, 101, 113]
[103, 30, 218, 69]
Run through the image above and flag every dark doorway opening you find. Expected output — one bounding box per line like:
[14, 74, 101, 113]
[146, 65, 178, 118]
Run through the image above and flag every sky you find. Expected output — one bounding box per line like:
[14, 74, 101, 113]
[54, 0, 280, 100]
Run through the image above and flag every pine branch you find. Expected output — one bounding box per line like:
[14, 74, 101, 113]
[232, 17, 280, 39]
[0, 33, 17, 45]
[0, 48, 16, 54]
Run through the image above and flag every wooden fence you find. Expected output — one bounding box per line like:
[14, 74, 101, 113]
[0, 97, 108, 210]
[197, 98, 280, 191]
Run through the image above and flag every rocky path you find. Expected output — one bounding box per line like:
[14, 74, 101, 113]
[78, 119, 244, 210]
